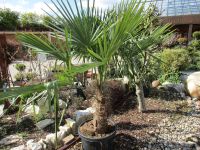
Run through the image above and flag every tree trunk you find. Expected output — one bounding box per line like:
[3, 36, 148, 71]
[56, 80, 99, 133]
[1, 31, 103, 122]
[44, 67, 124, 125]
[135, 80, 146, 112]
[93, 87, 108, 134]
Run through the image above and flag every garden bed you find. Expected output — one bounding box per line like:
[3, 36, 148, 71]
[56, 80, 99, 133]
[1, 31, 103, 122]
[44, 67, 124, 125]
[69, 98, 199, 150]
[1, 97, 199, 150]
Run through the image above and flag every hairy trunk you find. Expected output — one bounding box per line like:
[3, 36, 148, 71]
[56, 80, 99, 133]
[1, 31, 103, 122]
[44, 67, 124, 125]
[135, 80, 146, 112]
[93, 87, 108, 134]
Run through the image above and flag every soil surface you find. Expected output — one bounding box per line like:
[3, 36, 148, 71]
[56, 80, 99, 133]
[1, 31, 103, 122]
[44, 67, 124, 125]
[69, 97, 193, 150]
[79, 120, 115, 137]
[0, 96, 195, 150]
[0, 113, 54, 150]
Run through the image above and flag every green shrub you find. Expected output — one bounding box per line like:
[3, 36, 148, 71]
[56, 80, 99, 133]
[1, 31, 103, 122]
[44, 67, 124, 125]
[26, 72, 37, 81]
[15, 73, 24, 81]
[160, 48, 190, 73]
[15, 64, 26, 72]
[0, 8, 19, 31]
[159, 71, 180, 84]
[177, 37, 187, 45]
[50, 65, 65, 72]
[193, 31, 200, 40]
[191, 40, 200, 50]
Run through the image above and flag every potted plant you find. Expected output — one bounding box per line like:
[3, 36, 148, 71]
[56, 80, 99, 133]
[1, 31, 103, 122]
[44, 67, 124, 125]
[44, 0, 163, 149]
[0, 0, 170, 149]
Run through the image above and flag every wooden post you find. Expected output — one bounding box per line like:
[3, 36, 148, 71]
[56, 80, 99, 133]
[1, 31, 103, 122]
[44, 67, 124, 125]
[188, 24, 193, 41]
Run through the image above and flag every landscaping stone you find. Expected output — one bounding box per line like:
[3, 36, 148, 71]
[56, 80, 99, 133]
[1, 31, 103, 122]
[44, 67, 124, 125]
[159, 83, 186, 99]
[10, 145, 26, 150]
[59, 125, 71, 134]
[65, 118, 76, 134]
[75, 107, 94, 125]
[45, 131, 68, 146]
[27, 139, 43, 150]
[0, 104, 4, 116]
[152, 80, 161, 88]
[38, 139, 47, 150]
[62, 134, 74, 144]
[24, 105, 40, 115]
[45, 133, 55, 145]
[186, 71, 200, 98]
[36, 119, 54, 129]
[0, 135, 22, 146]
[58, 99, 68, 109]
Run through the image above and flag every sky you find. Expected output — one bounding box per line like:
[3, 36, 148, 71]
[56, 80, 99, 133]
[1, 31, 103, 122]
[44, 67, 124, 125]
[0, 0, 120, 15]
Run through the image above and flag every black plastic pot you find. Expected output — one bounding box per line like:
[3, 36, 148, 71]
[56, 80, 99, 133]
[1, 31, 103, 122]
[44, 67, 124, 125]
[78, 120, 116, 150]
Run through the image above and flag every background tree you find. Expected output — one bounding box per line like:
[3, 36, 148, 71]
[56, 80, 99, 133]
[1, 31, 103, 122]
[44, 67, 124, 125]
[20, 12, 41, 30]
[0, 8, 19, 31]
[118, 5, 171, 112]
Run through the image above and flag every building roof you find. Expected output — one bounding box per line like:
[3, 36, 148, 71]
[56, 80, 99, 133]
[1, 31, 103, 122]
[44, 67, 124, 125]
[144, 0, 200, 17]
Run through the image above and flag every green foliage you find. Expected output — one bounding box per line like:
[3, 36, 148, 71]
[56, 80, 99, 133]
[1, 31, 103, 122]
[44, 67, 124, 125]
[14, 73, 24, 81]
[193, 31, 200, 40]
[20, 12, 41, 28]
[177, 37, 187, 45]
[190, 40, 200, 50]
[42, 15, 55, 26]
[187, 42, 200, 70]
[0, 8, 19, 30]
[26, 72, 37, 81]
[160, 48, 190, 73]
[15, 64, 26, 72]
[159, 71, 180, 84]
[50, 65, 65, 72]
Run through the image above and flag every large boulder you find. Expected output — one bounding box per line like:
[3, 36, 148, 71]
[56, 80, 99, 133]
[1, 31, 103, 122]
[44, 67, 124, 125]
[158, 83, 186, 99]
[186, 72, 200, 98]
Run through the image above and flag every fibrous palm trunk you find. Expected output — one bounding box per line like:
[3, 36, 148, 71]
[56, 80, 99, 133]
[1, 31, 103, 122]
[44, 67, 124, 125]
[135, 79, 146, 112]
[93, 87, 108, 134]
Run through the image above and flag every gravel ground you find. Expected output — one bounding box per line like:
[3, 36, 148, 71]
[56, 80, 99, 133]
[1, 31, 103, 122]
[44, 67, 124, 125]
[69, 98, 200, 150]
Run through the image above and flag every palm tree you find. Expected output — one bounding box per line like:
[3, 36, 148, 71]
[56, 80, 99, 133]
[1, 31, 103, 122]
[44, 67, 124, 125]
[0, 0, 170, 136]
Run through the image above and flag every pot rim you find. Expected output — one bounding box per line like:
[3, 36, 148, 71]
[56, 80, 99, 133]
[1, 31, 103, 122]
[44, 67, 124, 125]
[78, 119, 116, 141]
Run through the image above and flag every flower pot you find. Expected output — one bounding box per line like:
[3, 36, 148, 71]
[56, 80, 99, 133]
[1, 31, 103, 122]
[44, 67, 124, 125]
[78, 120, 116, 150]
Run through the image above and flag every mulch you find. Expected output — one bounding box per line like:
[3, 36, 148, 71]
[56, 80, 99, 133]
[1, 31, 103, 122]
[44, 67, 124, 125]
[0, 96, 189, 150]
[68, 97, 189, 150]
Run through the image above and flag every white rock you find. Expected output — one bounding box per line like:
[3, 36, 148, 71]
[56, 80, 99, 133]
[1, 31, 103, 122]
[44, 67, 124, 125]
[45, 131, 67, 146]
[0, 104, 4, 116]
[59, 125, 71, 134]
[27, 139, 43, 150]
[10, 145, 26, 150]
[6, 117, 12, 120]
[187, 72, 200, 98]
[65, 118, 76, 128]
[86, 107, 95, 114]
[123, 76, 129, 84]
[36, 119, 54, 129]
[58, 99, 67, 109]
[65, 118, 76, 134]
[24, 105, 40, 115]
[75, 109, 93, 121]
[38, 139, 47, 150]
[45, 133, 55, 145]
[37, 96, 50, 114]
[0, 135, 22, 146]
[57, 130, 68, 141]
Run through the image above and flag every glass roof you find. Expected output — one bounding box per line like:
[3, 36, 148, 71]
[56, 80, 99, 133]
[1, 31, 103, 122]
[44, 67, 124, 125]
[144, 0, 200, 16]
